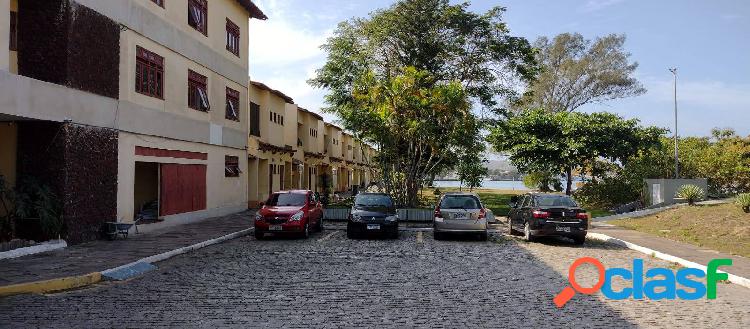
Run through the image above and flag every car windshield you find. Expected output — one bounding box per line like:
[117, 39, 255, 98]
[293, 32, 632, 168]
[266, 193, 306, 207]
[440, 195, 480, 209]
[535, 195, 578, 207]
[354, 194, 393, 208]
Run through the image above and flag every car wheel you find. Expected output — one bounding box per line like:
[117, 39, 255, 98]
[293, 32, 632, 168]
[302, 223, 310, 239]
[347, 229, 356, 239]
[523, 222, 535, 242]
[389, 228, 399, 239]
[572, 235, 586, 245]
[479, 231, 488, 241]
[434, 231, 443, 240]
[508, 220, 520, 236]
[254, 230, 264, 240]
[316, 219, 324, 232]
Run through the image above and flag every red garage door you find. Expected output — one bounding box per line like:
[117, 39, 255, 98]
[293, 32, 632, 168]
[160, 164, 207, 216]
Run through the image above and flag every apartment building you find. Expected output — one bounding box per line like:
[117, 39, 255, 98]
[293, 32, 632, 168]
[0, 0, 266, 243]
[246, 81, 297, 208]
[297, 107, 326, 193]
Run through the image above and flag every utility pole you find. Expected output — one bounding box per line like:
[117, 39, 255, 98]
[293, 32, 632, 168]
[669, 68, 679, 179]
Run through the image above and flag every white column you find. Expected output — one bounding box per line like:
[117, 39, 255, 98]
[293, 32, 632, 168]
[332, 167, 338, 192]
[298, 163, 304, 189]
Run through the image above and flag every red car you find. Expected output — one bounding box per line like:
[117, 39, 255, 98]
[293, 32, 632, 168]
[254, 190, 324, 239]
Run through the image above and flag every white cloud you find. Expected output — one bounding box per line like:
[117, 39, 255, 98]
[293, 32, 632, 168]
[248, 1, 333, 67]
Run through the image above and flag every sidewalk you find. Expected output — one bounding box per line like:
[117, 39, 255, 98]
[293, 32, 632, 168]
[591, 222, 750, 279]
[0, 211, 252, 287]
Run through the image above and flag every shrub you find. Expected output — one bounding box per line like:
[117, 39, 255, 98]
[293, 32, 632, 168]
[736, 193, 750, 213]
[675, 184, 705, 205]
[433, 188, 442, 197]
[574, 176, 641, 210]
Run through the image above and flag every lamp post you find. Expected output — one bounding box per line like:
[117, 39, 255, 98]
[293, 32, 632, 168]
[669, 68, 679, 179]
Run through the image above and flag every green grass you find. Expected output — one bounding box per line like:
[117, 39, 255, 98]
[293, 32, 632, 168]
[609, 203, 750, 258]
[420, 187, 525, 217]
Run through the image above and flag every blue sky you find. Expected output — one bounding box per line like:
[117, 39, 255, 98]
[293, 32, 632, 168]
[248, 0, 750, 137]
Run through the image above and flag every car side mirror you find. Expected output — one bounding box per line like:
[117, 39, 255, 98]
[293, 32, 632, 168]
[259, 202, 265, 208]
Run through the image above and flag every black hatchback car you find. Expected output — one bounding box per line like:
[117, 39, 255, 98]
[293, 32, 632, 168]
[507, 193, 589, 245]
[347, 193, 398, 239]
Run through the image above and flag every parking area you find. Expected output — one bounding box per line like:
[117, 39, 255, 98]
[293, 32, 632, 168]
[1, 226, 748, 328]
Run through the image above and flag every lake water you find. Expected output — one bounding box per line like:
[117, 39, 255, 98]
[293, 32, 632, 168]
[432, 180, 529, 190]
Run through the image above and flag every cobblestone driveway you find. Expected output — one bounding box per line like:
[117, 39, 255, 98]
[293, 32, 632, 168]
[1, 227, 748, 328]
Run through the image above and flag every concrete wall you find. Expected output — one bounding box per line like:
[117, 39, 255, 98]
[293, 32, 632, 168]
[117, 131, 248, 222]
[118, 29, 248, 135]
[644, 178, 709, 206]
[75, 0, 248, 85]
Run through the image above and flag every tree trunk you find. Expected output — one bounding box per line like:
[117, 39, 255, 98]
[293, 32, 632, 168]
[565, 168, 573, 195]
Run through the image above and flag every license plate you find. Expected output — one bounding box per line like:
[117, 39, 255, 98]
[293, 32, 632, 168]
[452, 214, 468, 220]
[556, 226, 571, 233]
[367, 224, 380, 230]
[269, 225, 283, 231]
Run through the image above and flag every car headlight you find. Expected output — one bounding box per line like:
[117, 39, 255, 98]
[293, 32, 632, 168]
[254, 214, 263, 221]
[350, 213, 362, 222]
[290, 211, 304, 221]
[385, 215, 398, 222]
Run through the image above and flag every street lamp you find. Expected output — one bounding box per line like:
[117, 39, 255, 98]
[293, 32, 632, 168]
[669, 67, 679, 179]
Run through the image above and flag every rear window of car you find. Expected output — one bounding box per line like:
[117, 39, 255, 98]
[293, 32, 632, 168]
[355, 194, 393, 208]
[535, 195, 578, 207]
[440, 195, 481, 209]
[267, 193, 307, 206]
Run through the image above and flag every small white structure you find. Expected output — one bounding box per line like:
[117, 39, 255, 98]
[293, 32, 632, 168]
[644, 178, 708, 206]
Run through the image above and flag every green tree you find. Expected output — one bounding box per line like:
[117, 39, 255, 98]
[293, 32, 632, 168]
[310, 0, 538, 206]
[488, 109, 664, 195]
[514, 33, 645, 113]
[456, 148, 488, 191]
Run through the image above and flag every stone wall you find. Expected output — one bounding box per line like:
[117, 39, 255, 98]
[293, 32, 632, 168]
[17, 0, 120, 99]
[16, 122, 118, 244]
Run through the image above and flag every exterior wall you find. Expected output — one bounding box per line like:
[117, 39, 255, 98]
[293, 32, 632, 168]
[119, 29, 247, 134]
[325, 124, 343, 159]
[117, 131, 247, 223]
[343, 134, 353, 162]
[131, 0, 249, 70]
[17, 122, 118, 244]
[75, 0, 248, 85]
[18, 0, 121, 99]
[0, 0, 8, 71]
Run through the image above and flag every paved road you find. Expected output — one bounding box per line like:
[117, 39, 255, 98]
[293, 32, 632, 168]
[1, 225, 748, 328]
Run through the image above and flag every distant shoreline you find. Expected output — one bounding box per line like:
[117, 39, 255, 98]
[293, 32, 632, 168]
[433, 179, 519, 182]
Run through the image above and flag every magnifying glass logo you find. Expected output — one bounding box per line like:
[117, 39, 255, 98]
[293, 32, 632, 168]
[554, 257, 606, 308]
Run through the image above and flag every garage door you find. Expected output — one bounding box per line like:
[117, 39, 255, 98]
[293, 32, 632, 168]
[160, 164, 207, 216]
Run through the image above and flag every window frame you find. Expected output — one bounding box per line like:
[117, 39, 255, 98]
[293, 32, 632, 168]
[225, 155, 241, 177]
[225, 87, 240, 122]
[135, 46, 165, 99]
[250, 102, 261, 137]
[188, 70, 210, 112]
[188, 0, 208, 36]
[225, 18, 240, 56]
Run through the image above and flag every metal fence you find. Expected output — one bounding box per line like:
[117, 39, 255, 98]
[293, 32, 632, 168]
[323, 208, 496, 223]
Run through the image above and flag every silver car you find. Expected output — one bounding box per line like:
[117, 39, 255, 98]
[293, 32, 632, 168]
[433, 192, 488, 241]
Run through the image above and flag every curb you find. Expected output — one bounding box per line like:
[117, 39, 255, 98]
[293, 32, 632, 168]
[0, 272, 101, 298]
[0, 240, 68, 260]
[0, 227, 254, 297]
[102, 227, 253, 281]
[588, 232, 750, 289]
